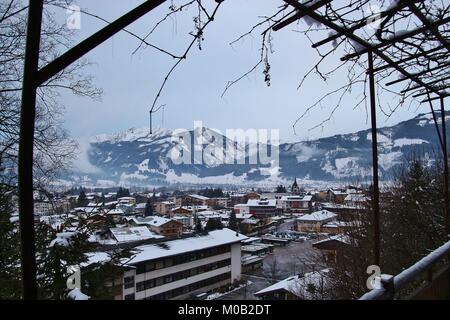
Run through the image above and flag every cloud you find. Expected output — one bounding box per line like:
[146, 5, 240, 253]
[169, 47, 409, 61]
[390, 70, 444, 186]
[73, 136, 102, 174]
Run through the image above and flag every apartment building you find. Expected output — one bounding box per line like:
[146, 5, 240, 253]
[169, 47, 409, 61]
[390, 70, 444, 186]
[120, 228, 247, 300]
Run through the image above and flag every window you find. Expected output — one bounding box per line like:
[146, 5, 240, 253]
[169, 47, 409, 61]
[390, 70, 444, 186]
[124, 293, 135, 300]
[155, 277, 164, 286]
[136, 263, 145, 274]
[155, 261, 164, 270]
[145, 261, 155, 272]
[165, 258, 173, 267]
[136, 282, 145, 292]
[124, 276, 135, 289]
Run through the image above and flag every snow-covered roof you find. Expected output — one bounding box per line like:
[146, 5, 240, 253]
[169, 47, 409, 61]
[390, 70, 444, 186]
[125, 228, 247, 264]
[241, 218, 260, 225]
[132, 216, 175, 227]
[255, 269, 330, 299]
[329, 189, 347, 195]
[107, 208, 124, 215]
[110, 226, 163, 243]
[280, 195, 302, 201]
[247, 199, 276, 207]
[235, 213, 253, 219]
[189, 194, 209, 200]
[344, 194, 368, 202]
[81, 252, 111, 267]
[297, 210, 337, 222]
[302, 195, 313, 201]
[313, 234, 352, 246]
[135, 203, 147, 209]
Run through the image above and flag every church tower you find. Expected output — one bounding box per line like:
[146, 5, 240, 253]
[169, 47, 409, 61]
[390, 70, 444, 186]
[291, 177, 300, 194]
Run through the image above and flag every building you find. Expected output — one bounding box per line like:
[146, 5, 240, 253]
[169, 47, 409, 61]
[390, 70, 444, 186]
[120, 228, 247, 300]
[327, 189, 348, 204]
[172, 215, 194, 229]
[130, 216, 183, 237]
[107, 226, 163, 243]
[155, 201, 176, 215]
[206, 197, 230, 208]
[343, 193, 368, 207]
[234, 199, 277, 218]
[296, 210, 337, 233]
[312, 234, 351, 263]
[279, 195, 314, 213]
[117, 197, 136, 205]
[254, 269, 330, 300]
[291, 177, 300, 194]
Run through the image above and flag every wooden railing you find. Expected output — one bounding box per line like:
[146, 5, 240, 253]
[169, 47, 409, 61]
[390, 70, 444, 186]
[360, 239, 450, 300]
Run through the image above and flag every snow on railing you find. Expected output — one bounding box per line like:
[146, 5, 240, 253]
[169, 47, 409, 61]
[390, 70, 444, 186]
[360, 239, 450, 300]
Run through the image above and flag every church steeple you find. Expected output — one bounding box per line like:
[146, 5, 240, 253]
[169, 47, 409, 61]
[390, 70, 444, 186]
[291, 177, 300, 194]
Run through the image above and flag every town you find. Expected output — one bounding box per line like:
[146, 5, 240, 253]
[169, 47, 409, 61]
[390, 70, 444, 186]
[11, 178, 368, 300]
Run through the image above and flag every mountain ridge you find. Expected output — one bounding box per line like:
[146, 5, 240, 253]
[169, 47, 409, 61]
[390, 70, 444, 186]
[63, 112, 449, 187]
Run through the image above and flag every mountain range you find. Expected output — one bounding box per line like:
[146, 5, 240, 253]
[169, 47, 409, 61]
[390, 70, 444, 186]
[63, 112, 448, 188]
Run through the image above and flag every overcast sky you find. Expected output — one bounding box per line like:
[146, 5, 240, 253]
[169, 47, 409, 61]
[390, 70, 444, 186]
[54, 0, 433, 169]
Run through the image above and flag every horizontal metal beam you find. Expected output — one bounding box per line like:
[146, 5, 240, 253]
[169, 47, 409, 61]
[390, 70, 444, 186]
[37, 0, 168, 85]
[406, 0, 450, 53]
[401, 75, 450, 93]
[386, 62, 450, 86]
[421, 93, 450, 103]
[312, 0, 411, 49]
[341, 16, 450, 61]
[281, 0, 444, 97]
[272, 0, 331, 31]
[372, 45, 446, 73]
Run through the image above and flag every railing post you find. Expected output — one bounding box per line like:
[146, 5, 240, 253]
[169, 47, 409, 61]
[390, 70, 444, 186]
[17, 0, 44, 300]
[368, 50, 381, 266]
[440, 97, 449, 238]
[381, 274, 395, 299]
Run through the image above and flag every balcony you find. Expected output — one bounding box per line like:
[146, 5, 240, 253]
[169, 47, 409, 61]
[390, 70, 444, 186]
[360, 239, 450, 300]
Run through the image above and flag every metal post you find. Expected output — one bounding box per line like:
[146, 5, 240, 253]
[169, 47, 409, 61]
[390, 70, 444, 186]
[440, 97, 449, 237]
[368, 51, 380, 266]
[18, 0, 44, 300]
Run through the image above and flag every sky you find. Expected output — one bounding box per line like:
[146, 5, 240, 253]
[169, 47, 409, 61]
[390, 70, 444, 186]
[53, 0, 435, 169]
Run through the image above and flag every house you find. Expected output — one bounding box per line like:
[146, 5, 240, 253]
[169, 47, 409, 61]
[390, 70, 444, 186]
[120, 228, 247, 300]
[175, 194, 209, 207]
[117, 197, 136, 205]
[106, 208, 126, 223]
[312, 234, 352, 263]
[131, 216, 183, 237]
[254, 269, 330, 300]
[296, 210, 337, 233]
[234, 199, 277, 218]
[171, 206, 192, 215]
[172, 215, 194, 229]
[279, 195, 313, 213]
[206, 197, 230, 208]
[343, 193, 368, 207]
[229, 193, 246, 206]
[155, 201, 176, 215]
[327, 189, 348, 204]
[108, 226, 163, 243]
[34, 201, 53, 216]
[134, 202, 147, 214]
[238, 218, 264, 234]
[320, 220, 353, 234]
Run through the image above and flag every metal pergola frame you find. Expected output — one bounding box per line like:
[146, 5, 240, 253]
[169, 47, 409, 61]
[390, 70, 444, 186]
[16, 0, 449, 299]
[275, 0, 450, 267]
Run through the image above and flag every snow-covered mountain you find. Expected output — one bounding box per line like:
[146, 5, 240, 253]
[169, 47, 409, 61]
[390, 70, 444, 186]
[65, 112, 448, 187]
